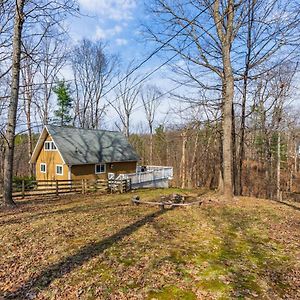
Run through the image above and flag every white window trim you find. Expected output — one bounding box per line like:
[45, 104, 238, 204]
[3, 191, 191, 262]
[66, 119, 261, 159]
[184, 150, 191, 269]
[44, 141, 51, 151]
[40, 163, 46, 173]
[95, 163, 106, 174]
[44, 141, 57, 151]
[56, 164, 63, 176]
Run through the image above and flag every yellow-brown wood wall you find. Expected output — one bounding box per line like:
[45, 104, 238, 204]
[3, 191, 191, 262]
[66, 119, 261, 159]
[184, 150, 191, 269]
[71, 161, 137, 180]
[35, 135, 69, 180]
[107, 161, 137, 174]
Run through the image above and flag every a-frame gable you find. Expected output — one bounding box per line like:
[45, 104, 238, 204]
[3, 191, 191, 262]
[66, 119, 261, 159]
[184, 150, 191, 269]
[29, 126, 66, 164]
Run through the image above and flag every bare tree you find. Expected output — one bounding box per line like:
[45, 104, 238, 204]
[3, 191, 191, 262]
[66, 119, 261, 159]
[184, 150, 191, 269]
[35, 31, 68, 125]
[145, 0, 244, 199]
[246, 62, 297, 198]
[72, 39, 118, 129]
[0, 1, 14, 81]
[20, 44, 40, 176]
[145, 0, 300, 199]
[234, 0, 300, 195]
[2, 0, 25, 206]
[1, 0, 78, 207]
[141, 85, 162, 163]
[111, 63, 140, 137]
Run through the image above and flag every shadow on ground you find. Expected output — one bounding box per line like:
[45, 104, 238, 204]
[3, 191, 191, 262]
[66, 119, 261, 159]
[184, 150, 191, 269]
[4, 208, 171, 299]
[195, 207, 295, 298]
[0, 202, 131, 226]
[271, 199, 300, 211]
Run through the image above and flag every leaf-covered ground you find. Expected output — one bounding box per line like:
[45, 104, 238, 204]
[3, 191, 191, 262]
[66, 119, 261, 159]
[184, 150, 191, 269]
[0, 189, 299, 299]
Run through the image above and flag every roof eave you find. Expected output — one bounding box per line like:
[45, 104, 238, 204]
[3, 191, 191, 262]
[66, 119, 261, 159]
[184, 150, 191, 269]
[69, 159, 139, 166]
[29, 126, 48, 164]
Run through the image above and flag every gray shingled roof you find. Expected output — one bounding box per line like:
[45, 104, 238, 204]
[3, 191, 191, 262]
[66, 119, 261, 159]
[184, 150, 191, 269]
[46, 125, 139, 165]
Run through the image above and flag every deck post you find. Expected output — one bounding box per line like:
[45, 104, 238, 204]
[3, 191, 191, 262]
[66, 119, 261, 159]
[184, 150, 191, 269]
[120, 180, 124, 193]
[21, 180, 25, 198]
[56, 180, 59, 196]
[81, 179, 85, 194]
[108, 179, 111, 193]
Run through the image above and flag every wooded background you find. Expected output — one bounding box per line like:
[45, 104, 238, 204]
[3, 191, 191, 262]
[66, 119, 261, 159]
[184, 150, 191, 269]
[1, 0, 300, 204]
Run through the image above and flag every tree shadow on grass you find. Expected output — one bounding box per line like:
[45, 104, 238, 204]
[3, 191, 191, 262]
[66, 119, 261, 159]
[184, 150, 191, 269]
[200, 208, 295, 299]
[270, 199, 300, 212]
[0, 202, 131, 226]
[0, 190, 110, 218]
[4, 208, 171, 299]
[0, 195, 82, 218]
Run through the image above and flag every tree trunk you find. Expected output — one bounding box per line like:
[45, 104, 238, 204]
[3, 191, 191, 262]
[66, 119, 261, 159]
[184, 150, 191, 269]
[25, 97, 33, 176]
[222, 46, 234, 200]
[149, 124, 153, 164]
[277, 132, 281, 201]
[294, 141, 298, 174]
[125, 113, 130, 138]
[214, 0, 234, 200]
[180, 130, 187, 189]
[23, 72, 34, 177]
[232, 102, 238, 195]
[238, 77, 247, 196]
[218, 130, 224, 192]
[238, 0, 254, 196]
[2, 0, 25, 207]
[43, 83, 49, 125]
[189, 129, 200, 188]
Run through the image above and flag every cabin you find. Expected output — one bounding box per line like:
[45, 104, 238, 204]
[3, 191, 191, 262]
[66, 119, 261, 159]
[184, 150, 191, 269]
[30, 125, 139, 181]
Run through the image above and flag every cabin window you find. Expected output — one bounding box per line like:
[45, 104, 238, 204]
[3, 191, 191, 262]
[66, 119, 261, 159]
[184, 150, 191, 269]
[44, 141, 57, 151]
[56, 164, 63, 175]
[95, 163, 106, 174]
[40, 163, 46, 173]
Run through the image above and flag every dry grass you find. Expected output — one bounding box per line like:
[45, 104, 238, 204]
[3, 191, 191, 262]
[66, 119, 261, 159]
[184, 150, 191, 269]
[0, 189, 299, 299]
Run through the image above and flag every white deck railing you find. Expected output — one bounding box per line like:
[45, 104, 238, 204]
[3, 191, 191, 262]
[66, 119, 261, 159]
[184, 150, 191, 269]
[117, 165, 173, 185]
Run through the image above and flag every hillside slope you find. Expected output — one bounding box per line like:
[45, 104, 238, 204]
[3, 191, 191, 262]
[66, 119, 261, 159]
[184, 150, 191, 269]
[0, 189, 299, 299]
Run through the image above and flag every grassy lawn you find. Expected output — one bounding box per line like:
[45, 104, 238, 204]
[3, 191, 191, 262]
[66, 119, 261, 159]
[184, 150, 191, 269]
[0, 189, 299, 299]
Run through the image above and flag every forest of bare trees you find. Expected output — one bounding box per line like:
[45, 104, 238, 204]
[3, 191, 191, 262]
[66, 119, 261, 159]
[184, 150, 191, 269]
[1, 0, 300, 206]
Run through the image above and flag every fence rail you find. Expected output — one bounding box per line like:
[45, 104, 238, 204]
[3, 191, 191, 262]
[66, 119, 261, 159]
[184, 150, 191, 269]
[0, 178, 131, 200]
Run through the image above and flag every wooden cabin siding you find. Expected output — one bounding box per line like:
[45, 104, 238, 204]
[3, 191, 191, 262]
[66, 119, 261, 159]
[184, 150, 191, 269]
[35, 135, 69, 180]
[71, 164, 107, 180]
[107, 161, 137, 174]
[71, 161, 137, 180]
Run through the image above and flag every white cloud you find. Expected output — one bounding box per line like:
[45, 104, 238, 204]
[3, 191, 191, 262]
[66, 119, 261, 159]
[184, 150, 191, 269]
[94, 25, 123, 40]
[59, 65, 74, 81]
[79, 0, 137, 20]
[115, 38, 128, 46]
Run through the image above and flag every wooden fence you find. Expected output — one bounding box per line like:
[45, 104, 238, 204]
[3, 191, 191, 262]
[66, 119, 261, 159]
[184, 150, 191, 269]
[0, 178, 131, 200]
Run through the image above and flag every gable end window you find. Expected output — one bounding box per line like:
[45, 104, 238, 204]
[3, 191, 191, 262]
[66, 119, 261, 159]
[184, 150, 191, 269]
[40, 163, 46, 173]
[56, 165, 63, 175]
[95, 164, 106, 174]
[44, 141, 57, 151]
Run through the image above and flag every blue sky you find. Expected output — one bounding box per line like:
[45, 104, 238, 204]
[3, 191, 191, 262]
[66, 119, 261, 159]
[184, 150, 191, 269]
[67, 0, 168, 70]
[64, 0, 175, 130]
[71, 0, 143, 54]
